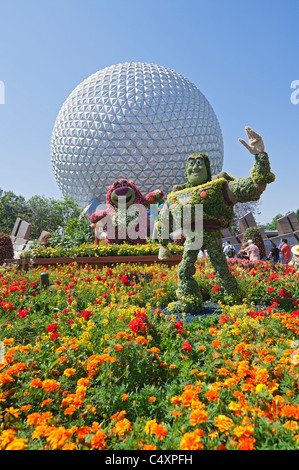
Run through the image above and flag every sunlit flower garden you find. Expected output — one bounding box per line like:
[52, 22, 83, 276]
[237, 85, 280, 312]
[0, 256, 298, 450]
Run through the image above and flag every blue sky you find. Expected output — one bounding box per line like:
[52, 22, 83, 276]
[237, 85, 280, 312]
[0, 0, 298, 224]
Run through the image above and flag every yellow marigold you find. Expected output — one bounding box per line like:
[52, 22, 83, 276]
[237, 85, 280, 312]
[283, 420, 298, 432]
[63, 368, 76, 377]
[214, 415, 234, 432]
[77, 377, 90, 387]
[122, 394, 129, 401]
[5, 407, 19, 419]
[236, 360, 250, 378]
[180, 429, 204, 450]
[217, 368, 230, 376]
[5, 438, 27, 450]
[112, 418, 132, 436]
[233, 424, 255, 439]
[0, 429, 17, 449]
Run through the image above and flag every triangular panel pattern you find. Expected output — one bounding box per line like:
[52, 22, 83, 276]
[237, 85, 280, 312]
[51, 62, 224, 208]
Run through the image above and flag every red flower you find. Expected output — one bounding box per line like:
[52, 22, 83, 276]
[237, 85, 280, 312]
[129, 317, 146, 334]
[182, 340, 192, 353]
[17, 309, 29, 318]
[46, 323, 58, 332]
[212, 284, 221, 293]
[50, 333, 61, 340]
[174, 321, 185, 335]
[267, 287, 275, 293]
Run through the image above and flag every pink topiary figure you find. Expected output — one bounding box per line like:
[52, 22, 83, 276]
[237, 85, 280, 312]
[90, 179, 164, 245]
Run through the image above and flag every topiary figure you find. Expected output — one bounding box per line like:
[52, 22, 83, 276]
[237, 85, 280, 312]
[40, 232, 52, 248]
[0, 233, 14, 262]
[90, 179, 164, 245]
[157, 127, 275, 314]
[241, 227, 266, 259]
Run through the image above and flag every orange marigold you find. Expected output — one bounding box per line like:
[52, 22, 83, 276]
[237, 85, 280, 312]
[90, 430, 107, 449]
[190, 408, 208, 426]
[42, 379, 61, 393]
[180, 429, 204, 450]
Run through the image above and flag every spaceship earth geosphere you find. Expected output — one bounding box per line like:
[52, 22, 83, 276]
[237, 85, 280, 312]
[51, 62, 224, 209]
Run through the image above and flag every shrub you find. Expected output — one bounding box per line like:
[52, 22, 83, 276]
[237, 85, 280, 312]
[242, 227, 266, 259]
[0, 232, 14, 261]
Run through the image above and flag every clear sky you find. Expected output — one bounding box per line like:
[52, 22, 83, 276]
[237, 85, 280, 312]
[0, 0, 298, 224]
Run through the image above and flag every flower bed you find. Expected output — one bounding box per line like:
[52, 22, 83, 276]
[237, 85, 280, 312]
[20, 241, 184, 259]
[0, 259, 298, 450]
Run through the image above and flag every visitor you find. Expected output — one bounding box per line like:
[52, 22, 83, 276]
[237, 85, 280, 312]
[289, 245, 299, 272]
[223, 240, 236, 258]
[243, 239, 260, 261]
[268, 242, 280, 264]
[280, 239, 292, 265]
[2, 259, 8, 267]
[238, 242, 250, 260]
[278, 239, 284, 262]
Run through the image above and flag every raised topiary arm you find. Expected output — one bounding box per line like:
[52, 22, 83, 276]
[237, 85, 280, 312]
[144, 189, 164, 207]
[225, 127, 275, 204]
[90, 210, 108, 227]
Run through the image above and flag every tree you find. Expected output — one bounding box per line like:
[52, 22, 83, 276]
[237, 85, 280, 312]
[0, 188, 82, 239]
[25, 195, 82, 239]
[0, 190, 29, 234]
[230, 200, 261, 235]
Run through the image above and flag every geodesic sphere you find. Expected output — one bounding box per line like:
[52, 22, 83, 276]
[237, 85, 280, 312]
[51, 62, 224, 208]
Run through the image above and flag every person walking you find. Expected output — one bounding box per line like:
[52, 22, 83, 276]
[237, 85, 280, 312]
[243, 239, 260, 261]
[223, 240, 236, 258]
[280, 239, 292, 265]
[278, 239, 284, 263]
[268, 242, 280, 264]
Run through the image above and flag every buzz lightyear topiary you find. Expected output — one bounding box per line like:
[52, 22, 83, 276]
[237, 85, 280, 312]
[157, 127, 275, 314]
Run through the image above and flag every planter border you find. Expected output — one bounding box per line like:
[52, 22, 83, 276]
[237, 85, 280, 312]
[4, 255, 182, 271]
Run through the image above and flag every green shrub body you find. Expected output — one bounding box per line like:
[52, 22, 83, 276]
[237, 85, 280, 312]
[0, 233, 14, 261]
[242, 227, 267, 259]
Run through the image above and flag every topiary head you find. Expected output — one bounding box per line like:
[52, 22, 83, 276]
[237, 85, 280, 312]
[185, 152, 211, 187]
[106, 179, 146, 208]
